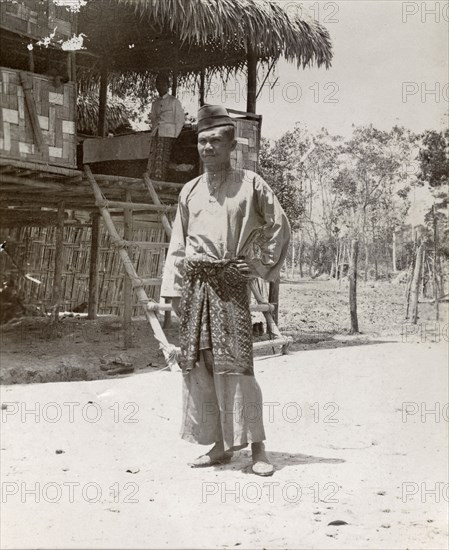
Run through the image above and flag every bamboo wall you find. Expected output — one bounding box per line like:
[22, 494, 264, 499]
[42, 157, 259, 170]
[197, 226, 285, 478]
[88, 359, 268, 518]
[0, 68, 77, 167]
[0, 0, 76, 41]
[0, 222, 166, 316]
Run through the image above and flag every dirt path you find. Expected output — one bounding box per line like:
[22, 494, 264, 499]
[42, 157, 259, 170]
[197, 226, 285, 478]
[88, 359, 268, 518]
[1, 339, 447, 549]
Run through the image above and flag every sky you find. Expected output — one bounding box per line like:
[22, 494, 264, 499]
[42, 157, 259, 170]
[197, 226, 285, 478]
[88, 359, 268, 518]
[178, 0, 448, 140]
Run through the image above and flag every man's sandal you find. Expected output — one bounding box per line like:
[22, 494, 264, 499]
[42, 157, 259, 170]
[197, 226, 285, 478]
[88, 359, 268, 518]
[252, 460, 275, 476]
[189, 452, 233, 468]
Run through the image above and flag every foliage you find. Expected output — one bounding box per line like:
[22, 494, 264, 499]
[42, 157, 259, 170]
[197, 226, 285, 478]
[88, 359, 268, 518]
[259, 136, 305, 232]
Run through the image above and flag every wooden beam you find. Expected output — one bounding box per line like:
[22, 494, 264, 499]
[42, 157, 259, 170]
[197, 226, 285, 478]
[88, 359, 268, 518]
[0, 158, 83, 178]
[142, 172, 172, 238]
[98, 199, 177, 212]
[87, 212, 100, 319]
[51, 201, 65, 321]
[98, 61, 108, 137]
[20, 72, 50, 160]
[0, 175, 65, 191]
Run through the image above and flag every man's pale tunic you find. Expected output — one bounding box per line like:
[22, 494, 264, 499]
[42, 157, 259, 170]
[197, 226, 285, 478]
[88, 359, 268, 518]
[161, 169, 291, 298]
[161, 168, 290, 451]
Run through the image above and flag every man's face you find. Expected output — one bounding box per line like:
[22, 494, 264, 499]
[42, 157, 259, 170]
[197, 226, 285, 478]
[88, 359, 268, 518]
[197, 126, 236, 167]
[156, 79, 169, 97]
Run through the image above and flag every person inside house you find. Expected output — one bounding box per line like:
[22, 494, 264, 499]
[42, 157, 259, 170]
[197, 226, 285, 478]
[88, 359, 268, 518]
[160, 105, 290, 476]
[148, 72, 185, 180]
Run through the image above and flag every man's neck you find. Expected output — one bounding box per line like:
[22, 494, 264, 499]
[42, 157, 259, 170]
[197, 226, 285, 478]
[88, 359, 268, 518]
[204, 163, 233, 181]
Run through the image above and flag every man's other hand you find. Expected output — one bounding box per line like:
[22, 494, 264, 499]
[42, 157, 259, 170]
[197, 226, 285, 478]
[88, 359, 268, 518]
[235, 259, 251, 276]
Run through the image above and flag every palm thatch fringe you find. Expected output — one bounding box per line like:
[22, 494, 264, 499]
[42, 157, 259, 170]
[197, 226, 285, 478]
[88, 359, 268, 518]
[77, 93, 132, 135]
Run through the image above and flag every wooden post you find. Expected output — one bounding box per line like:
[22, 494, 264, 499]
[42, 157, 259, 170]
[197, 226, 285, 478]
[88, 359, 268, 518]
[268, 278, 280, 324]
[246, 43, 257, 113]
[97, 61, 108, 137]
[348, 238, 359, 333]
[199, 69, 205, 106]
[409, 243, 424, 324]
[28, 45, 34, 73]
[51, 201, 65, 322]
[123, 190, 133, 348]
[87, 212, 100, 319]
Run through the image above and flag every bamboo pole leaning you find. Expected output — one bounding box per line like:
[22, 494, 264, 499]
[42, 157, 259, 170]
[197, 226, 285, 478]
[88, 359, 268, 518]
[84, 165, 180, 371]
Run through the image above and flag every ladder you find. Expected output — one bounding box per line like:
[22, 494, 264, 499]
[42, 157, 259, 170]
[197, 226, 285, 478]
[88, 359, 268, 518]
[85, 165, 291, 371]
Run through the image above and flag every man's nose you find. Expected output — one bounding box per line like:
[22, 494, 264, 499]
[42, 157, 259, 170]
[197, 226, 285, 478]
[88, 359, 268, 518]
[204, 142, 213, 151]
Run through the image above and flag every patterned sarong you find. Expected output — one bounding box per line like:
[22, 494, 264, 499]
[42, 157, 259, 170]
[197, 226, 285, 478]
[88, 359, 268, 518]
[179, 259, 254, 376]
[148, 132, 173, 180]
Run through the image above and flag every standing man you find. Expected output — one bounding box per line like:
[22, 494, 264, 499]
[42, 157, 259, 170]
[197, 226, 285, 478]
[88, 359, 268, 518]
[161, 105, 290, 476]
[148, 72, 185, 180]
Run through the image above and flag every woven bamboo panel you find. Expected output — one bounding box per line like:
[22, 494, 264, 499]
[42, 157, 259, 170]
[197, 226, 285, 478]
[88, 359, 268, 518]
[0, 67, 76, 167]
[0, 0, 76, 41]
[231, 118, 260, 172]
[0, 223, 166, 316]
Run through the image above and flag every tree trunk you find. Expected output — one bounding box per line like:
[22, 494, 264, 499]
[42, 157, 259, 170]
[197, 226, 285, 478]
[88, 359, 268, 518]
[392, 230, 397, 272]
[348, 239, 359, 333]
[404, 252, 415, 318]
[290, 238, 296, 280]
[364, 242, 369, 282]
[298, 240, 304, 278]
[433, 204, 439, 320]
[409, 244, 424, 324]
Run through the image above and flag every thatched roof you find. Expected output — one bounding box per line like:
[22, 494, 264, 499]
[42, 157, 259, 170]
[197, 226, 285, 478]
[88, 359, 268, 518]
[78, 0, 332, 90]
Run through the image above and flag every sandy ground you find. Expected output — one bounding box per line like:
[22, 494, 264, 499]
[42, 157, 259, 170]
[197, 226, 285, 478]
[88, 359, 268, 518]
[1, 337, 448, 549]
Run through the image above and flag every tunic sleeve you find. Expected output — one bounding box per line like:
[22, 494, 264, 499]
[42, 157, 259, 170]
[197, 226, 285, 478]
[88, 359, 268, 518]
[247, 174, 291, 282]
[160, 197, 189, 298]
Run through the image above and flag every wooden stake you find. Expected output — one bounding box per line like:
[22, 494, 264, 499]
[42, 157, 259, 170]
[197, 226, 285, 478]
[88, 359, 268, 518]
[87, 212, 99, 319]
[268, 278, 280, 325]
[51, 201, 65, 321]
[409, 243, 424, 324]
[123, 190, 133, 348]
[348, 238, 359, 333]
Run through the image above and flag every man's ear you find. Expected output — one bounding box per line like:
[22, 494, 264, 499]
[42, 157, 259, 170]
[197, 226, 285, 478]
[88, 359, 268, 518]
[230, 139, 237, 152]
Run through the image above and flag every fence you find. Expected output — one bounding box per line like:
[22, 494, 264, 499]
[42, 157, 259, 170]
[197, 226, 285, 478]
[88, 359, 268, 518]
[0, 222, 166, 316]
